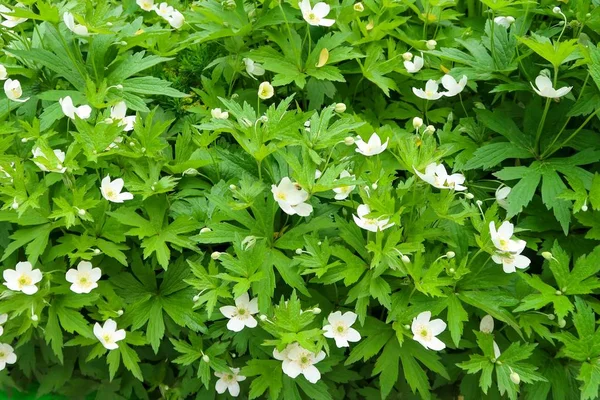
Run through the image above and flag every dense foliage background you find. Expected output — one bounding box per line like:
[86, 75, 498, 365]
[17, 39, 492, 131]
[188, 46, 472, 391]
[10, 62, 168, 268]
[1, 0, 600, 399]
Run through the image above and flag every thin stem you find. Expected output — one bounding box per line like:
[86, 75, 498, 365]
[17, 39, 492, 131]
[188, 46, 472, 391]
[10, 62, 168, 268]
[490, 11, 497, 69]
[535, 98, 551, 156]
[541, 109, 600, 159]
[459, 93, 469, 117]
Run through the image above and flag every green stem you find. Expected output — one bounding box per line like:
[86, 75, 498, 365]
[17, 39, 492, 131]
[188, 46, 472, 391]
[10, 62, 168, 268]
[541, 109, 600, 159]
[490, 11, 497, 69]
[535, 98, 551, 156]
[459, 93, 468, 117]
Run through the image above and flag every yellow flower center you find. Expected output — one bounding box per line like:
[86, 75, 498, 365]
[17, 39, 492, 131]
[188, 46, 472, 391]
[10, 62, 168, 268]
[103, 334, 112, 343]
[276, 192, 287, 200]
[18, 275, 31, 286]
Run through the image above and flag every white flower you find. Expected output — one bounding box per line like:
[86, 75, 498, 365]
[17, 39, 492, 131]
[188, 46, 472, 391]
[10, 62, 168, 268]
[488, 221, 525, 253]
[354, 133, 388, 156]
[0, 4, 28, 28]
[219, 292, 259, 332]
[258, 81, 274, 99]
[494, 16, 515, 28]
[59, 96, 92, 120]
[93, 319, 126, 350]
[414, 163, 467, 191]
[411, 311, 446, 351]
[273, 343, 326, 383]
[0, 314, 7, 336]
[3, 261, 42, 295]
[108, 101, 136, 131]
[0, 343, 17, 371]
[480, 315, 494, 333]
[0, 65, 7, 80]
[4, 79, 28, 102]
[404, 53, 424, 73]
[492, 251, 531, 273]
[426, 39, 437, 50]
[353, 204, 394, 232]
[243, 58, 265, 79]
[271, 177, 313, 216]
[63, 12, 89, 36]
[298, 0, 335, 27]
[32, 147, 67, 173]
[154, 2, 174, 18]
[100, 175, 134, 203]
[215, 367, 246, 397]
[136, 0, 155, 11]
[166, 9, 184, 29]
[211, 108, 229, 119]
[332, 170, 356, 200]
[65, 261, 101, 294]
[531, 75, 572, 98]
[323, 311, 361, 348]
[441, 74, 467, 97]
[495, 185, 511, 210]
[412, 79, 444, 100]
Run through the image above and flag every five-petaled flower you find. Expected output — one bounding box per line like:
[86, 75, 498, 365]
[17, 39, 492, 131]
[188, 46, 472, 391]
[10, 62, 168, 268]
[32, 147, 67, 173]
[94, 319, 126, 350]
[332, 170, 356, 200]
[441, 74, 467, 97]
[101, 175, 134, 203]
[299, 0, 335, 27]
[414, 162, 467, 191]
[354, 133, 388, 156]
[220, 292, 259, 332]
[4, 79, 28, 102]
[211, 108, 229, 119]
[136, 0, 155, 11]
[66, 261, 102, 294]
[107, 102, 136, 131]
[243, 58, 265, 79]
[3, 261, 42, 295]
[489, 221, 531, 273]
[323, 311, 361, 348]
[353, 204, 394, 232]
[404, 53, 424, 73]
[59, 96, 92, 120]
[0, 343, 17, 371]
[258, 81, 274, 99]
[273, 342, 326, 383]
[63, 12, 89, 36]
[412, 79, 444, 100]
[531, 74, 572, 98]
[494, 16, 515, 28]
[411, 311, 446, 351]
[215, 367, 246, 397]
[272, 177, 313, 216]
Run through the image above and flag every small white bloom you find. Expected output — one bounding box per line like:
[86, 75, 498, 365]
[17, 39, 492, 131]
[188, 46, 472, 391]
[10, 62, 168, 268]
[480, 315, 494, 333]
[166, 9, 185, 29]
[426, 39, 437, 50]
[59, 96, 91, 120]
[211, 108, 229, 119]
[273, 343, 326, 383]
[63, 12, 89, 36]
[354, 133, 388, 156]
[93, 319, 126, 350]
[0, 343, 17, 371]
[332, 170, 356, 200]
[258, 81, 274, 99]
[65, 261, 101, 294]
[108, 102, 136, 131]
[488, 221, 525, 253]
[136, 0, 155, 11]
[323, 311, 361, 348]
[0, 4, 28, 28]
[3, 261, 42, 295]
[243, 58, 265, 79]
[441, 74, 468, 97]
[219, 292, 259, 332]
[495, 185, 511, 210]
[4, 79, 28, 102]
[411, 311, 446, 351]
[412, 79, 443, 100]
[404, 53, 424, 73]
[215, 367, 246, 397]
[32, 147, 67, 173]
[353, 204, 394, 232]
[531, 75, 572, 98]
[413, 163, 467, 191]
[492, 252, 531, 274]
[272, 177, 313, 216]
[494, 16, 515, 28]
[0, 65, 7, 80]
[100, 175, 134, 203]
[298, 0, 335, 27]
[155, 2, 174, 18]
[0, 314, 7, 336]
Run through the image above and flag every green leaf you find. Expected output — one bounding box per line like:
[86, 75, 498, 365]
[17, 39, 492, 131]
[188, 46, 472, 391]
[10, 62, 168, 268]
[446, 293, 468, 346]
[119, 343, 144, 381]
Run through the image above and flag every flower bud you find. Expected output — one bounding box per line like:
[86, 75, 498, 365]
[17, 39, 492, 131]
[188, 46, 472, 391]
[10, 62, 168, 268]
[117, 310, 124, 316]
[476, 200, 483, 206]
[510, 371, 520, 385]
[93, 248, 101, 254]
[31, 314, 39, 321]
[344, 136, 355, 145]
[446, 251, 455, 259]
[426, 39, 437, 50]
[353, 2, 364, 12]
[465, 193, 474, 199]
[312, 307, 321, 314]
[541, 251, 552, 260]
[553, 6, 561, 14]
[371, 182, 378, 190]
[259, 314, 268, 321]
[480, 315, 494, 333]
[78, 208, 86, 216]
[21, 137, 28, 143]
[581, 204, 588, 212]
[448, 267, 455, 274]
[229, 184, 237, 190]
[412, 117, 423, 129]
[242, 235, 257, 250]
[402, 52, 413, 61]
[555, 290, 562, 295]
[193, 295, 200, 302]
[334, 103, 346, 113]
[558, 318, 566, 328]
[202, 354, 210, 362]
[403, 324, 410, 330]
[211, 251, 222, 260]
[401, 255, 410, 263]
[547, 314, 555, 320]
[366, 19, 374, 30]
[11, 199, 18, 210]
[424, 125, 436, 134]
[295, 248, 303, 255]
[200, 227, 212, 233]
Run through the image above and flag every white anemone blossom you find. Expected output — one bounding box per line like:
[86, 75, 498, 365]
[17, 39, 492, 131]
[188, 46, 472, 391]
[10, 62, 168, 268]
[32, 147, 67, 173]
[63, 12, 89, 36]
[136, 0, 155, 11]
[107, 102, 136, 131]
[94, 319, 126, 350]
[65, 261, 101, 294]
[211, 108, 229, 119]
[411, 311, 447, 351]
[272, 177, 313, 216]
[489, 221, 531, 273]
[354, 133, 388, 156]
[298, 0, 335, 27]
[414, 162, 467, 191]
[353, 204, 394, 232]
[3, 261, 42, 295]
[441, 74, 467, 97]
[0, 4, 28, 28]
[323, 311, 361, 348]
[0, 343, 17, 371]
[494, 16, 515, 28]
[219, 292, 259, 332]
[273, 342, 326, 383]
[332, 170, 356, 200]
[531, 75, 572, 98]
[243, 58, 265, 79]
[412, 79, 444, 100]
[495, 185, 511, 210]
[404, 53, 424, 73]
[215, 367, 246, 397]
[59, 96, 92, 120]
[100, 175, 134, 203]
[4, 79, 28, 102]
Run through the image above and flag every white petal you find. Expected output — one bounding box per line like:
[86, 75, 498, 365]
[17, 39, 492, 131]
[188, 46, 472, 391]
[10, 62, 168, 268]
[227, 317, 246, 332]
[215, 379, 228, 394]
[302, 365, 321, 383]
[428, 337, 446, 351]
[220, 305, 237, 318]
[428, 319, 446, 335]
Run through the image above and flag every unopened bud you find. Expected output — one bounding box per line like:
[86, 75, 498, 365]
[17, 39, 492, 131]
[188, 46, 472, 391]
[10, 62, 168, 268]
[193, 295, 200, 302]
[476, 200, 483, 206]
[542, 251, 553, 260]
[479, 315, 494, 333]
[116, 310, 124, 316]
[449, 268, 455, 274]
[259, 314, 268, 321]
[446, 251, 455, 259]
[31, 314, 39, 321]
[465, 193, 474, 199]
[510, 371, 520, 385]
[581, 204, 588, 212]
[553, 6, 561, 14]
[412, 117, 423, 129]
[200, 227, 212, 233]
[295, 248, 303, 255]
[404, 324, 410, 330]
[371, 182, 378, 190]
[424, 125, 436, 134]
[426, 39, 437, 50]
[353, 2, 364, 12]
[401, 255, 410, 263]
[555, 290, 562, 295]
[78, 208, 86, 216]
[211, 251, 222, 260]
[11, 200, 18, 209]
[558, 319, 566, 328]
[21, 138, 28, 143]
[547, 314, 555, 320]
[229, 184, 237, 190]
[202, 354, 210, 362]
[402, 52, 413, 61]
[334, 103, 346, 113]
[93, 248, 101, 254]
[344, 136, 355, 145]
[366, 19, 374, 30]
[312, 307, 321, 314]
